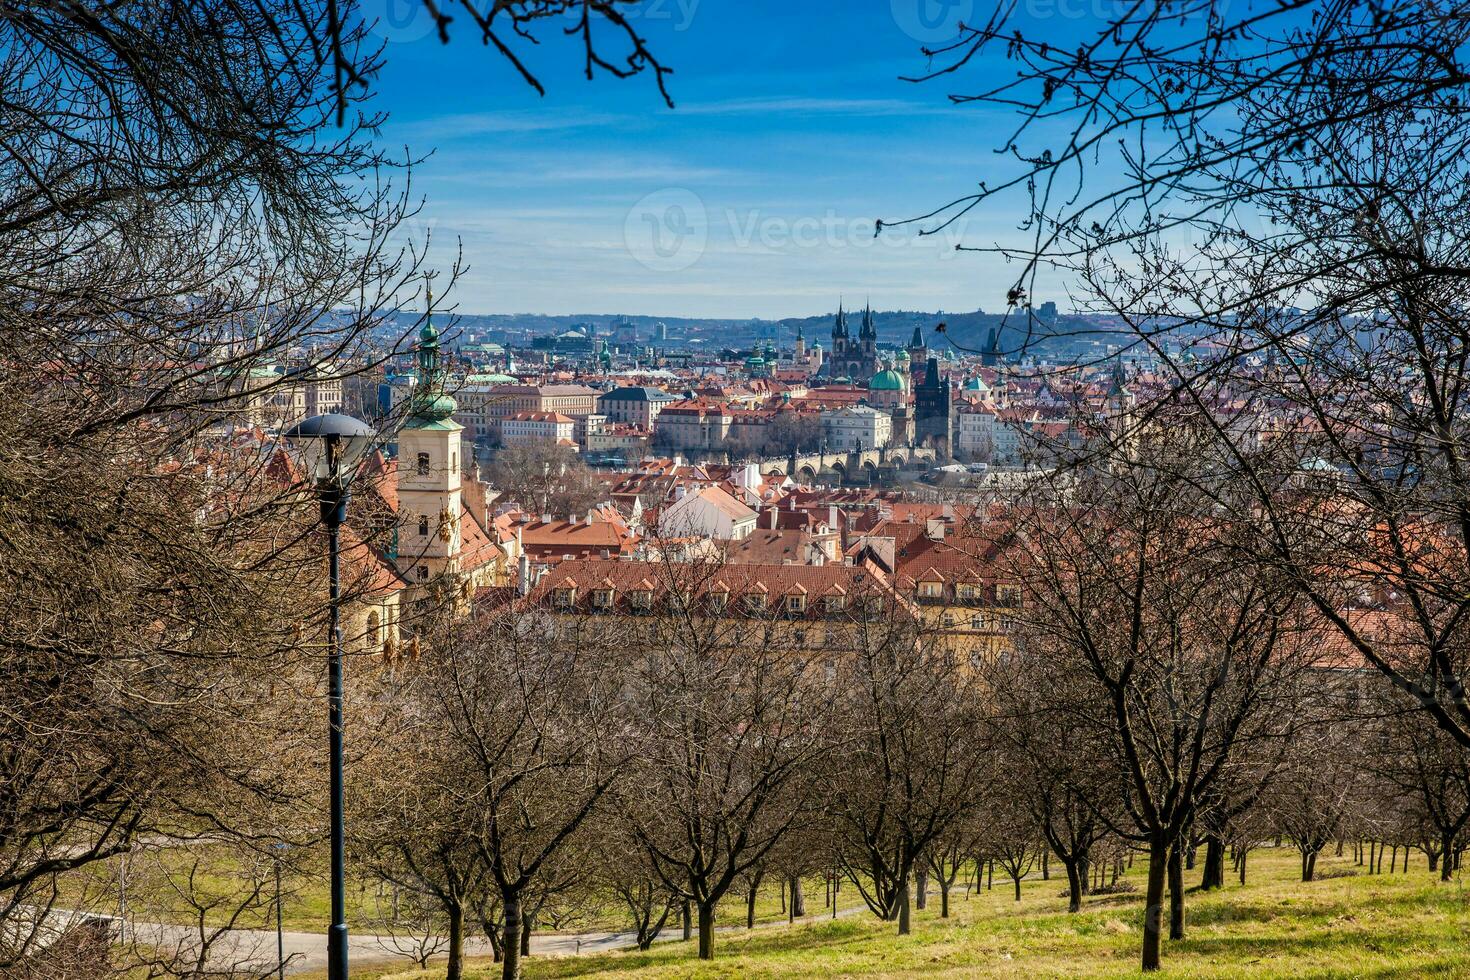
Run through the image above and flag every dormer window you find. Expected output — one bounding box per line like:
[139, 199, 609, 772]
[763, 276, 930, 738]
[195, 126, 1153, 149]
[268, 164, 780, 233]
[629, 589, 652, 611]
[416, 452, 430, 476]
[996, 584, 1021, 607]
[824, 595, 846, 614]
[918, 581, 942, 599]
[554, 586, 576, 609]
[708, 591, 729, 613]
[744, 593, 767, 614]
[593, 589, 614, 609]
[786, 594, 807, 615]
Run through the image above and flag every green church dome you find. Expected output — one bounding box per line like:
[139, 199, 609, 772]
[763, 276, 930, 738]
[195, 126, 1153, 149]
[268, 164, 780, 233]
[869, 368, 905, 391]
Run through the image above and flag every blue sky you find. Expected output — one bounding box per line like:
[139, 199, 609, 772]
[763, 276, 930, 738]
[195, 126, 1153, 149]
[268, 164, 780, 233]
[366, 0, 1085, 318]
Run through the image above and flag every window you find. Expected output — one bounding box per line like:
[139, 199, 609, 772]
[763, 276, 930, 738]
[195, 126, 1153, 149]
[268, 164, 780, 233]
[554, 587, 576, 609]
[629, 589, 652, 611]
[417, 566, 429, 582]
[941, 613, 955, 628]
[451, 451, 457, 472]
[744, 593, 767, 614]
[786, 594, 807, 615]
[971, 613, 991, 631]
[918, 581, 942, 599]
[824, 595, 846, 614]
[996, 584, 1021, 607]
[708, 591, 729, 613]
[418, 515, 429, 537]
[416, 452, 430, 476]
[593, 589, 614, 609]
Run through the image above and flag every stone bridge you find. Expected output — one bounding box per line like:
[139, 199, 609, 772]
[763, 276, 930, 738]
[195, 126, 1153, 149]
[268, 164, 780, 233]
[754, 446, 937, 484]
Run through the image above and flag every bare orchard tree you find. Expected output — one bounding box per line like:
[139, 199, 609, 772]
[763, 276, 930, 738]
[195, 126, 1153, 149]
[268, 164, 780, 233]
[1011, 430, 1314, 971]
[1266, 723, 1370, 882]
[984, 648, 1117, 913]
[826, 611, 988, 936]
[613, 552, 838, 961]
[1372, 686, 1470, 881]
[353, 607, 629, 980]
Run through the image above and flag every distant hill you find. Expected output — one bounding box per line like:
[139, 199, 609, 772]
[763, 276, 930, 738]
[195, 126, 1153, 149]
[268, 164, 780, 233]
[378, 306, 1134, 359]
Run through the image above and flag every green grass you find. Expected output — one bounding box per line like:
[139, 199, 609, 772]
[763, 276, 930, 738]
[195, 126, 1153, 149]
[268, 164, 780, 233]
[340, 846, 1470, 979]
[60, 845, 854, 936]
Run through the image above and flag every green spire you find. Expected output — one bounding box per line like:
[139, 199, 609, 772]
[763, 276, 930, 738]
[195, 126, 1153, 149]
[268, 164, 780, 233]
[409, 281, 457, 425]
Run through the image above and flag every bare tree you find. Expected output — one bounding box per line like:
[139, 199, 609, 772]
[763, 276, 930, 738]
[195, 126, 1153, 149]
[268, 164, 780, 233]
[611, 553, 838, 960]
[354, 607, 628, 980]
[1011, 431, 1313, 971]
[489, 439, 605, 519]
[827, 613, 987, 935]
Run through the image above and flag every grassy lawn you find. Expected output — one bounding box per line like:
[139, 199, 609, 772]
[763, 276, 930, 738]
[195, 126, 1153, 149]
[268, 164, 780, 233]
[335, 846, 1470, 979]
[61, 844, 857, 936]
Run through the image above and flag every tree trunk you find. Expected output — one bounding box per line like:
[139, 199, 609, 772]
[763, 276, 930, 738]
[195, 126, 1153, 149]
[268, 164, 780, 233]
[1064, 859, 1082, 913]
[1444, 833, 1456, 881]
[791, 876, 805, 918]
[1012, 873, 1021, 902]
[447, 901, 464, 980]
[1041, 849, 1049, 880]
[520, 910, 532, 957]
[1167, 844, 1184, 941]
[501, 892, 523, 980]
[896, 875, 911, 935]
[1238, 845, 1247, 885]
[697, 901, 715, 960]
[1142, 837, 1168, 972]
[682, 898, 692, 941]
[746, 873, 761, 929]
[915, 866, 927, 910]
[939, 877, 951, 918]
[1201, 835, 1224, 890]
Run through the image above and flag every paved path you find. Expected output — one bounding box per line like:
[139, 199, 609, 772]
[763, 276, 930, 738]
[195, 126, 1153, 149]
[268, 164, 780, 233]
[86, 897, 872, 974]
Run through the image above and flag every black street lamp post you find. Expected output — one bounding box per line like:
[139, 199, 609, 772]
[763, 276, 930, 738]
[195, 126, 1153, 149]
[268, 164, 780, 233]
[284, 413, 375, 980]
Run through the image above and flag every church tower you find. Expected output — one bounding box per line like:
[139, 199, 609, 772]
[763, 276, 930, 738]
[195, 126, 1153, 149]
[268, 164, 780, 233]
[907, 325, 928, 385]
[395, 303, 464, 586]
[860, 303, 877, 363]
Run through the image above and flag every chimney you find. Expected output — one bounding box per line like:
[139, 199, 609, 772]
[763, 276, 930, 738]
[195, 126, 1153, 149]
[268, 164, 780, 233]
[517, 554, 531, 596]
[828, 504, 839, 530]
[768, 507, 779, 530]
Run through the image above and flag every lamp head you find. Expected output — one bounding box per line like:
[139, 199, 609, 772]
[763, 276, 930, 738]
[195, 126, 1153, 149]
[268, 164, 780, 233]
[284, 413, 376, 486]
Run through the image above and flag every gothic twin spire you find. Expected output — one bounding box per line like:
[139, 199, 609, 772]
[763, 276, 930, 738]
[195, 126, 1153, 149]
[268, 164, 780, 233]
[833, 300, 876, 341]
